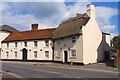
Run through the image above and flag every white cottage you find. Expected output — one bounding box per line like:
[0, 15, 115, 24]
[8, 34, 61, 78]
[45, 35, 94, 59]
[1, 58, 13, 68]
[1, 24, 56, 61]
[0, 25, 18, 58]
[53, 4, 111, 64]
[1, 4, 111, 64]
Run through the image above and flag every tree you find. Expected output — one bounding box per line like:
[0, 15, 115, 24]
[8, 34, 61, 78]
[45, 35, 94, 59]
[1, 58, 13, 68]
[113, 35, 120, 49]
[112, 35, 120, 68]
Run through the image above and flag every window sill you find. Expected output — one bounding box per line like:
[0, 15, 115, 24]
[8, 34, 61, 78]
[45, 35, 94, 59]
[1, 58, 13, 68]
[56, 56, 61, 58]
[70, 57, 76, 59]
[44, 46, 49, 48]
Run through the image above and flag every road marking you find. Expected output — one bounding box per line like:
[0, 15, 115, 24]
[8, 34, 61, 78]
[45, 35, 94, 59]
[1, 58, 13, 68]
[2, 71, 25, 79]
[43, 65, 119, 74]
[5, 65, 62, 75]
[34, 69, 61, 75]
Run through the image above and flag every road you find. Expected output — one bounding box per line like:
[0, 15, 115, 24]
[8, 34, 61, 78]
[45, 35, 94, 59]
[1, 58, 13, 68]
[2, 61, 119, 79]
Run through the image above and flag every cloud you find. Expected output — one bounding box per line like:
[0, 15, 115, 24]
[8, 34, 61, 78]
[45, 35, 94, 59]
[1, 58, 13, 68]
[100, 25, 116, 33]
[2, 0, 65, 2]
[2, 14, 40, 30]
[1, 2, 67, 30]
[1, 2, 118, 39]
[95, 6, 118, 33]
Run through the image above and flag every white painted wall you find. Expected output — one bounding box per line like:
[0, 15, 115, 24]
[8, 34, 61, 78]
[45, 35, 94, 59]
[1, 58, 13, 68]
[1, 39, 53, 60]
[0, 31, 10, 59]
[0, 31, 10, 48]
[54, 35, 83, 63]
[82, 4, 103, 64]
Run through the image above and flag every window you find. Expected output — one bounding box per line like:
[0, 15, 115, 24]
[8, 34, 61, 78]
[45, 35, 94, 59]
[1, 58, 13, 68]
[34, 41, 37, 47]
[7, 43, 9, 48]
[24, 42, 27, 47]
[56, 50, 61, 58]
[57, 39, 61, 44]
[45, 40, 49, 47]
[45, 51, 49, 58]
[71, 50, 76, 59]
[6, 52, 9, 57]
[15, 42, 17, 47]
[34, 51, 37, 58]
[15, 52, 17, 57]
[71, 36, 76, 43]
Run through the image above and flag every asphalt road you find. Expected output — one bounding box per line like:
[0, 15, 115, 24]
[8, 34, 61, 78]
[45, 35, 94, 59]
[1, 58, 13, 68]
[2, 61, 119, 79]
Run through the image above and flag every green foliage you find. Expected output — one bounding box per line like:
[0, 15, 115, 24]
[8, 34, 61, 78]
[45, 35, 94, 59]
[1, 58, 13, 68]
[112, 35, 120, 49]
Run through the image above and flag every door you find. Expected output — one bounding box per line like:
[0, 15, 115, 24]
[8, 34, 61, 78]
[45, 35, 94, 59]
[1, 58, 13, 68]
[22, 48, 27, 61]
[104, 51, 110, 61]
[64, 51, 68, 63]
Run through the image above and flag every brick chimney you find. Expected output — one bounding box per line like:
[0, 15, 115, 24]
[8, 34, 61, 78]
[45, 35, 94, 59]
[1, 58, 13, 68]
[31, 23, 38, 30]
[86, 4, 96, 19]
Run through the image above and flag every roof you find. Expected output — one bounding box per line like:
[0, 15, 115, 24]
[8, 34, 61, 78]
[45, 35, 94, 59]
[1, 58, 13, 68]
[53, 13, 90, 38]
[2, 28, 56, 42]
[102, 32, 110, 35]
[0, 25, 18, 32]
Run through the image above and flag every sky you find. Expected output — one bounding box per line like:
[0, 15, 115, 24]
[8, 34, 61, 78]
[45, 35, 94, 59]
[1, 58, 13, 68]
[0, 0, 119, 39]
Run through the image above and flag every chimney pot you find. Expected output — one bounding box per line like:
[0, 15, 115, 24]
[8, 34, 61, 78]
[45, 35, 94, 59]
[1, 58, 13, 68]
[86, 4, 96, 19]
[31, 23, 38, 30]
[87, 4, 95, 11]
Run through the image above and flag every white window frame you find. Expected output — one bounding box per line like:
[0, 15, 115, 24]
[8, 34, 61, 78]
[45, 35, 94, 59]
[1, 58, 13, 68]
[71, 36, 76, 43]
[71, 50, 76, 59]
[6, 52, 9, 58]
[15, 42, 17, 48]
[7, 43, 9, 48]
[45, 40, 49, 47]
[24, 42, 27, 47]
[34, 41, 38, 47]
[45, 51, 49, 58]
[34, 51, 37, 58]
[57, 39, 61, 44]
[15, 51, 17, 58]
[56, 50, 61, 58]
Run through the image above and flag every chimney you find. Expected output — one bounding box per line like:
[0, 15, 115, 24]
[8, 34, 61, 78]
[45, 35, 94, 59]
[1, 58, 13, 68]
[31, 23, 38, 30]
[86, 4, 96, 19]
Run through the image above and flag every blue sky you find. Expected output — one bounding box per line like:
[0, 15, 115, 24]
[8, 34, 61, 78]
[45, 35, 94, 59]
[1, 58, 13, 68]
[0, 1, 119, 38]
[65, 2, 119, 35]
[92, 2, 118, 33]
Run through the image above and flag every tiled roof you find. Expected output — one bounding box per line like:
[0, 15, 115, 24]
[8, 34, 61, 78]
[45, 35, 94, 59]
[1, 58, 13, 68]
[2, 28, 56, 42]
[53, 13, 90, 38]
[0, 25, 18, 32]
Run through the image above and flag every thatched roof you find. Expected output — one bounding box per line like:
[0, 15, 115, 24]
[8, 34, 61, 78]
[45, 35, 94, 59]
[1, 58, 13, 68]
[53, 13, 90, 38]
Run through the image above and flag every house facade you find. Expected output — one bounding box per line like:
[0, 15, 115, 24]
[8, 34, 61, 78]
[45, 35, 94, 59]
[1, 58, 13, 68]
[1, 4, 111, 64]
[0, 25, 18, 58]
[1, 24, 56, 61]
[53, 4, 110, 64]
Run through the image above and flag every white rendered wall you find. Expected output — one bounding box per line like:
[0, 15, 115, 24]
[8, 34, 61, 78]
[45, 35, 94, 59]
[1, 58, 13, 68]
[1, 39, 53, 60]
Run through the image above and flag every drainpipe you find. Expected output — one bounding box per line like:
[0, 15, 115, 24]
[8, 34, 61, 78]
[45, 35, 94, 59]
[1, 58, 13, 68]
[52, 39, 55, 62]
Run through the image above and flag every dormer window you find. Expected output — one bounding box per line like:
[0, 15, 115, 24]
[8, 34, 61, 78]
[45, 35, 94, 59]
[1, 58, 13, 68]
[57, 39, 61, 44]
[71, 36, 76, 43]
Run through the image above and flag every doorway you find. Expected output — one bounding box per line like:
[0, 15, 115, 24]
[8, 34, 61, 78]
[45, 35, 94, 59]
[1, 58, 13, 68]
[104, 51, 110, 61]
[22, 48, 27, 61]
[64, 51, 68, 63]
